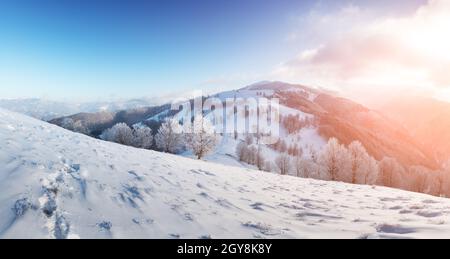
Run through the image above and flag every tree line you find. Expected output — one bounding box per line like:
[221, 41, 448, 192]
[237, 136, 450, 198]
[100, 115, 219, 160]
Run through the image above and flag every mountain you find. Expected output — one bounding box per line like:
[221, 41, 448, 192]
[50, 81, 437, 169]
[1, 108, 450, 239]
[0, 98, 158, 121]
[380, 95, 450, 166]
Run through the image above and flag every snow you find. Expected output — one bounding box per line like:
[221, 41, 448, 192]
[1, 108, 450, 239]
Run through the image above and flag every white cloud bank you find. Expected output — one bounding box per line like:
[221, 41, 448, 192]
[272, 0, 450, 102]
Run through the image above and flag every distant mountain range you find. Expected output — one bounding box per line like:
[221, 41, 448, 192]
[0, 98, 159, 121]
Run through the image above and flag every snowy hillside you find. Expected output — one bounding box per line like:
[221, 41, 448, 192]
[1, 108, 450, 239]
[51, 81, 435, 170]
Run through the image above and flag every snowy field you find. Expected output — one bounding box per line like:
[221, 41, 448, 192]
[1, 108, 450, 239]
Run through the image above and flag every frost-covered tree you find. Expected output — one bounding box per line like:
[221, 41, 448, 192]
[439, 160, 450, 197]
[184, 115, 219, 159]
[319, 138, 351, 182]
[408, 166, 431, 193]
[293, 156, 317, 178]
[131, 126, 153, 149]
[155, 118, 183, 153]
[348, 141, 379, 184]
[101, 123, 134, 145]
[363, 157, 379, 185]
[275, 153, 291, 175]
[378, 157, 405, 187]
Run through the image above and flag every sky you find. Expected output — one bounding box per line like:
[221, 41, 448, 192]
[1, 0, 447, 103]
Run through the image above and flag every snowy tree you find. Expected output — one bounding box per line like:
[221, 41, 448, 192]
[294, 156, 315, 178]
[131, 126, 153, 149]
[408, 166, 431, 193]
[439, 160, 450, 197]
[275, 153, 291, 175]
[184, 115, 219, 159]
[378, 157, 405, 188]
[101, 123, 134, 145]
[348, 141, 379, 184]
[319, 138, 352, 182]
[155, 118, 183, 153]
[363, 157, 379, 185]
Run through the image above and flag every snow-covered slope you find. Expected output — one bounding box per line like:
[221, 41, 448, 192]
[2, 108, 450, 239]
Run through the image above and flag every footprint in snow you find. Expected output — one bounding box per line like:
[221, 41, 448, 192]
[169, 233, 180, 239]
[128, 170, 144, 181]
[242, 222, 282, 236]
[375, 224, 416, 234]
[97, 221, 113, 231]
[416, 211, 442, 218]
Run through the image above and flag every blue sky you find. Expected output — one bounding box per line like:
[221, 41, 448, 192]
[0, 0, 427, 101]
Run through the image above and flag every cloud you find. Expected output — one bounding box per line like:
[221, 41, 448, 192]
[272, 0, 450, 100]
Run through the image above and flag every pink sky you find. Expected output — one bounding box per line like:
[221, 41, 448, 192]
[270, 0, 450, 104]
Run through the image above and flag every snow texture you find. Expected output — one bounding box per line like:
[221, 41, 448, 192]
[1, 108, 450, 239]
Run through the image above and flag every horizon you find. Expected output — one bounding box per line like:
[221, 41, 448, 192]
[3, 0, 450, 103]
